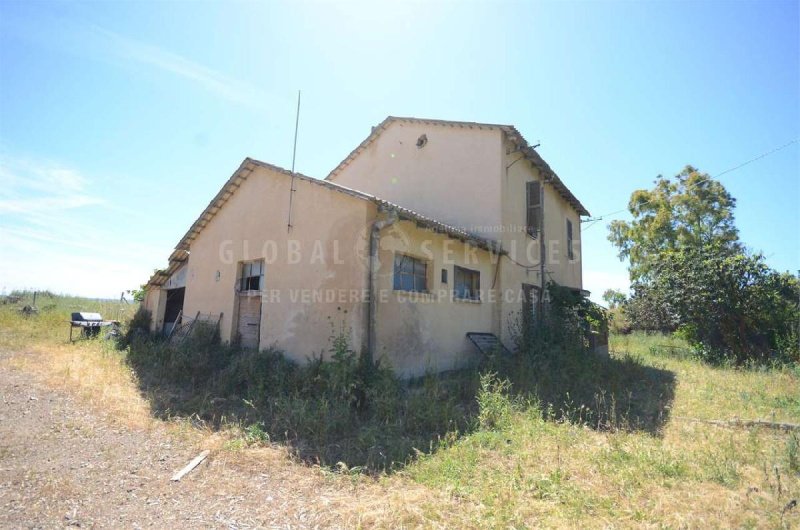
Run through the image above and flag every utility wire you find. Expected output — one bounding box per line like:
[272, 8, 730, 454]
[581, 138, 799, 232]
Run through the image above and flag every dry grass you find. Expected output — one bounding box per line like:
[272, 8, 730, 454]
[1, 297, 798, 528]
[0, 297, 476, 528]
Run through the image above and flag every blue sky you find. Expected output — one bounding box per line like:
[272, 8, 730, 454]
[0, 0, 797, 300]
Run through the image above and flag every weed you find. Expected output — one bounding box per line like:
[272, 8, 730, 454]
[788, 432, 800, 474]
[476, 373, 517, 431]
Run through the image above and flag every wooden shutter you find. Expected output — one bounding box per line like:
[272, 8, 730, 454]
[566, 219, 574, 260]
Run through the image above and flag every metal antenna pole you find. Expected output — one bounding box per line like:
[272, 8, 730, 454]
[291, 90, 301, 173]
[287, 90, 301, 232]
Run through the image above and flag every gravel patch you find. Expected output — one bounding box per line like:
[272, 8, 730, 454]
[0, 354, 344, 529]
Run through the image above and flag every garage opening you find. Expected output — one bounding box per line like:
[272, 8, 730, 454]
[163, 287, 185, 335]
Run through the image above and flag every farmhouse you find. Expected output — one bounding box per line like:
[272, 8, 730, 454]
[142, 117, 590, 377]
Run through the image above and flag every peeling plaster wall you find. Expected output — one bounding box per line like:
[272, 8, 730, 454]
[372, 219, 499, 377]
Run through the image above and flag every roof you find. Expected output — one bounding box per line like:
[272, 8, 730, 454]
[146, 158, 503, 287]
[325, 116, 590, 217]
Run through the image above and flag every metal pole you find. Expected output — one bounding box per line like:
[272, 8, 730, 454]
[287, 90, 301, 232]
[291, 90, 301, 173]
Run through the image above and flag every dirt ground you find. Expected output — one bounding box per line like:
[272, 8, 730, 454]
[0, 351, 355, 529]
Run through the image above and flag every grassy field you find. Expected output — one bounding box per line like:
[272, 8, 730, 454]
[1, 293, 798, 528]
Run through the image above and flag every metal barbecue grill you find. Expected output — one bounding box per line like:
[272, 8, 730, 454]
[69, 312, 118, 341]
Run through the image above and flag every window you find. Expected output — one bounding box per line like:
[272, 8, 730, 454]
[239, 260, 264, 292]
[566, 219, 574, 261]
[441, 268, 448, 284]
[526, 181, 542, 238]
[393, 254, 428, 292]
[454, 266, 480, 301]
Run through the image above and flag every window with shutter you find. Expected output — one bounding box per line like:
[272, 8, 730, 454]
[526, 181, 542, 238]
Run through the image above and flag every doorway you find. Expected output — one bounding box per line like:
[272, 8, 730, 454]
[236, 294, 261, 349]
[163, 287, 185, 335]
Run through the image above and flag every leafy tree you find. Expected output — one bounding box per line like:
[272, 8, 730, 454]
[624, 283, 677, 333]
[609, 165, 799, 364]
[127, 284, 147, 303]
[601, 289, 627, 309]
[608, 166, 740, 281]
[649, 246, 799, 364]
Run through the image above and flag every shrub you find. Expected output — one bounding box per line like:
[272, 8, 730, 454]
[123, 324, 473, 471]
[124, 307, 151, 342]
[511, 281, 608, 359]
[477, 373, 518, 431]
[650, 248, 800, 365]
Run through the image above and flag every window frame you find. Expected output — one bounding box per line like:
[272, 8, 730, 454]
[393, 253, 429, 293]
[526, 181, 542, 239]
[238, 259, 265, 293]
[454, 265, 481, 301]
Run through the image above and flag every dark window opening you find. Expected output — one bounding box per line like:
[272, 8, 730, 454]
[441, 268, 448, 284]
[566, 219, 574, 261]
[393, 254, 428, 292]
[239, 260, 264, 292]
[454, 266, 481, 301]
[526, 181, 542, 239]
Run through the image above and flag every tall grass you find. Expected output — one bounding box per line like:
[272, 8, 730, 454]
[1, 293, 798, 527]
[123, 324, 479, 472]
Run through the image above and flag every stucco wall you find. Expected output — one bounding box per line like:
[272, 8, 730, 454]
[495, 139, 584, 345]
[181, 165, 375, 362]
[327, 123, 585, 353]
[329, 121, 504, 239]
[372, 219, 499, 377]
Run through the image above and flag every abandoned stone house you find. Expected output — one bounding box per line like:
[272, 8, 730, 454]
[142, 117, 590, 377]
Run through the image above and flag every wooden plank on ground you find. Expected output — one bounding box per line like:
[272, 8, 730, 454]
[171, 450, 210, 482]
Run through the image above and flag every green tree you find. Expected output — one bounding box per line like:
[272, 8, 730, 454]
[608, 166, 740, 281]
[127, 284, 147, 303]
[601, 289, 627, 309]
[609, 165, 799, 364]
[650, 246, 799, 364]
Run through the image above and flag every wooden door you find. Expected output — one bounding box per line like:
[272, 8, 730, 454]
[237, 295, 261, 349]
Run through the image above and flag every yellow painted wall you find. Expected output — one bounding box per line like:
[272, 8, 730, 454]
[181, 165, 375, 362]
[372, 219, 499, 377]
[148, 162, 504, 375]
[328, 123, 584, 350]
[496, 138, 584, 344]
[329, 121, 504, 239]
[146, 118, 587, 374]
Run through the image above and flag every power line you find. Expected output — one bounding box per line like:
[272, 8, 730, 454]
[581, 137, 799, 232]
